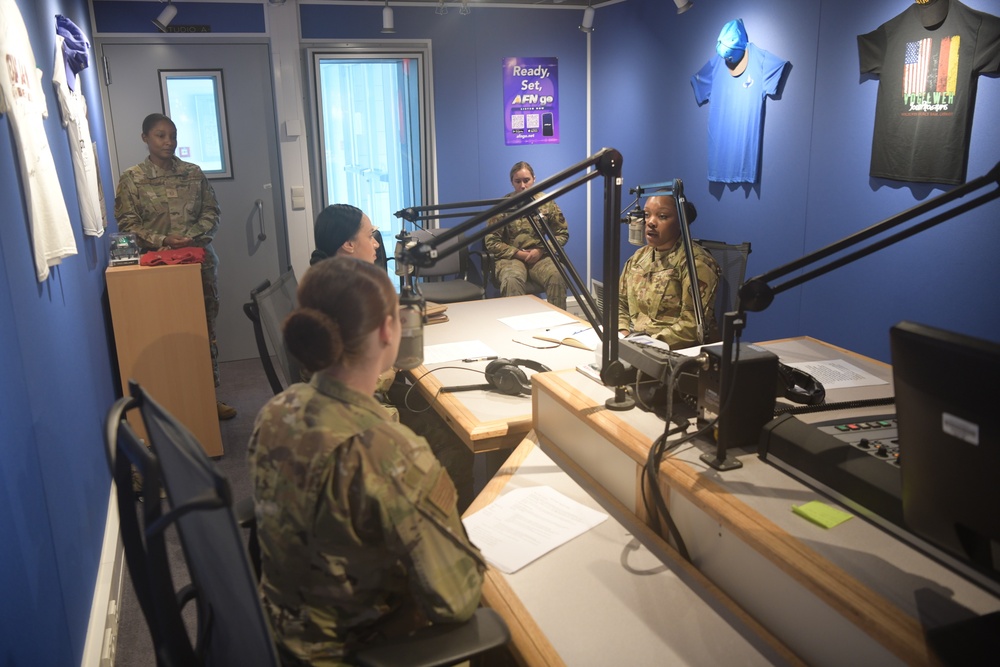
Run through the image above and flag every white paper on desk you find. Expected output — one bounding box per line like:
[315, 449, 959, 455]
[498, 310, 578, 331]
[784, 359, 888, 390]
[463, 486, 608, 574]
[423, 340, 498, 364]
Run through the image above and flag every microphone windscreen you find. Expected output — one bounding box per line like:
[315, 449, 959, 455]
[395, 291, 424, 370]
[627, 212, 646, 246]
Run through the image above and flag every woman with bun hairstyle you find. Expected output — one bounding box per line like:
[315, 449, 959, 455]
[310, 203, 380, 265]
[309, 204, 476, 512]
[247, 257, 484, 665]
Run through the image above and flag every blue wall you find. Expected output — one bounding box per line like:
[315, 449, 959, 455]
[300, 4, 593, 285]
[592, 0, 1000, 361]
[4, 0, 998, 661]
[0, 0, 119, 664]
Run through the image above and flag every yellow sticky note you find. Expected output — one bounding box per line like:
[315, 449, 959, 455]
[792, 500, 853, 529]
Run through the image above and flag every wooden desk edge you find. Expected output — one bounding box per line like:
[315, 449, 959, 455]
[465, 435, 566, 667]
[533, 371, 937, 666]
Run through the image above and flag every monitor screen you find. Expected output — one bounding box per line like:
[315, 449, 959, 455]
[892, 321, 1000, 588]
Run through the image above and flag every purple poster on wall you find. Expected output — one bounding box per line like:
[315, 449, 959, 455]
[503, 56, 559, 145]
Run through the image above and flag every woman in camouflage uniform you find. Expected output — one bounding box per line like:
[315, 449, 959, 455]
[618, 196, 721, 349]
[311, 204, 476, 513]
[248, 257, 485, 665]
[485, 161, 570, 308]
[113, 113, 236, 419]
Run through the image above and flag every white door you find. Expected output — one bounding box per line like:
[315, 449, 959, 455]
[99, 40, 286, 363]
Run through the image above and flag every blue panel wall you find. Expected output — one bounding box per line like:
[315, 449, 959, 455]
[300, 4, 592, 283]
[591, 0, 1000, 361]
[0, 0, 118, 663]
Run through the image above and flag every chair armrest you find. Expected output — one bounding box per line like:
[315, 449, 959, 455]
[353, 607, 510, 667]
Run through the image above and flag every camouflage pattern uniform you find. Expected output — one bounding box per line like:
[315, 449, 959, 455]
[618, 241, 721, 349]
[114, 156, 222, 385]
[485, 195, 569, 309]
[247, 372, 485, 666]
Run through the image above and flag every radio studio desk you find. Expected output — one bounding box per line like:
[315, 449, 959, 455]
[527, 337, 1000, 666]
[404, 295, 594, 454]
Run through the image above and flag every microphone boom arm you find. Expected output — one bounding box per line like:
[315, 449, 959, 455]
[399, 148, 635, 401]
[702, 160, 1000, 472]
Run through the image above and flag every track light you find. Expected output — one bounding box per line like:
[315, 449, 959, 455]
[579, 6, 595, 33]
[153, 1, 177, 32]
[459, 0, 471, 16]
[435, 0, 448, 16]
[673, 0, 693, 14]
[381, 1, 395, 33]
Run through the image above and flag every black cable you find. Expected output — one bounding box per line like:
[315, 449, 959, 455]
[402, 365, 487, 414]
[638, 353, 705, 563]
[774, 395, 895, 417]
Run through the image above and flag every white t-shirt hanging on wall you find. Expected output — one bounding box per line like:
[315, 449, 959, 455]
[53, 34, 105, 237]
[0, 0, 78, 281]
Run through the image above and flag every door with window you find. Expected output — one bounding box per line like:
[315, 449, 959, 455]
[310, 46, 435, 247]
[99, 40, 285, 363]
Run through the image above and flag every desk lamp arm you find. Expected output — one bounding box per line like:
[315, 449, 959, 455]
[401, 149, 634, 400]
[740, 161, 1000, 312]
[703, 160, 1000, 472]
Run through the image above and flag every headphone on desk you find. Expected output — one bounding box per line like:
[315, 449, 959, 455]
[484, 358, 553, 396]
[776, 362, 826, 405]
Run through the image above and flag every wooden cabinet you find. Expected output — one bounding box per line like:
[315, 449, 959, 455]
[106, 264, 223, 456]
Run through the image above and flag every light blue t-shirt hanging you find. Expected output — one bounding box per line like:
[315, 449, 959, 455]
[691, 43, 788, 184]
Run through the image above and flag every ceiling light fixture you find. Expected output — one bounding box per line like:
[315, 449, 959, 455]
[153, 1, 177, 32]
[381, 0, 395, 33]
[459, 0, 471, 16]
[436, 0, 448, 16]
[579, 6, 595, 33]
[673, 0, 694, 14]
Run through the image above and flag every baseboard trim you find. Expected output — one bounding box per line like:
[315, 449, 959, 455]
[81, 486, 124, 667]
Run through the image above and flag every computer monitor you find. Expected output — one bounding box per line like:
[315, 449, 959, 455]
[891, 321, 1000, 587]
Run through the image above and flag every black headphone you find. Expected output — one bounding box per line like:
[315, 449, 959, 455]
[776, 362, 826, 406]
[484, 358, 553, 396]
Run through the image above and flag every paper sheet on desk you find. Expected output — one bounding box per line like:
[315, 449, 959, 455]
[498, 310, 578, 331]
[784, 359, 888, 390]
[423, 340, 498, 364]
[463, 486, 608, 574]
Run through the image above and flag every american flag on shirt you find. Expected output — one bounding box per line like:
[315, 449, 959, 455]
[903, 35, 960, 101]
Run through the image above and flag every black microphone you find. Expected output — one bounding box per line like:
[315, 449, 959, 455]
[394, 230, 415, 277]
[395, 280, 425, 370]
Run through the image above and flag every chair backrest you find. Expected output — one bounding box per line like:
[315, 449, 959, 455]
[407, 228, 487, 303]
[373, 228, 390, 272]
[244, 269, 305, 394]
[105, 382, 280, 666]
[695, 239, 751, 326]
[591, 279, 604, 318]
[410, 227, 468, 280]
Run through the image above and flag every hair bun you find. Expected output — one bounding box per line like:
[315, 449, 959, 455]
[283, 307, 344, 372]
[309, 249, 330, 266]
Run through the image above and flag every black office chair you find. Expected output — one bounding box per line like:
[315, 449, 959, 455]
[410, 227, 487, 303]
[243, 268, 306, 395]
[106, 382, 510, 667]
[695, 239, 752, 335]
[105, 381, 281, 666]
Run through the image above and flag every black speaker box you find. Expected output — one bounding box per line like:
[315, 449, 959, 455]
[698, 343, 779, 451]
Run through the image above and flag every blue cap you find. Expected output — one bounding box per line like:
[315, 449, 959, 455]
[716, 18, 748, 64]
[56, 15, 90, 91]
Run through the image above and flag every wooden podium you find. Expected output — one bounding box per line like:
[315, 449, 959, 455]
[106, 264, 223, 456]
